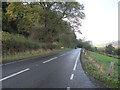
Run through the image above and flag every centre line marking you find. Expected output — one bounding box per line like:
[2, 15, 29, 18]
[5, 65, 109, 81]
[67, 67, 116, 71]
[0, 68, 30, 82]
[43, 57, 58, 64]
[70, 74, 74, 80]
[67, 87, 70, 90]
[73, 52, 80, 71]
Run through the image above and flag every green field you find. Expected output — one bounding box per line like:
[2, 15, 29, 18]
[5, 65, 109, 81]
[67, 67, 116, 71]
[81, 50, 119, 88]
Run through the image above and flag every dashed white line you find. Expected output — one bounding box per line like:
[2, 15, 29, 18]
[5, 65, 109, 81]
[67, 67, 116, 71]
[73, 52, 80, 71]
[67, 87, 70, 90]
[70, 74, 74, 80]
[43, 57, 58, 64]
[0, 68, 30, 82]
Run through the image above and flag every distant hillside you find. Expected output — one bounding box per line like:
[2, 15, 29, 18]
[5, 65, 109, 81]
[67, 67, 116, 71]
[96, 41, 120, 47]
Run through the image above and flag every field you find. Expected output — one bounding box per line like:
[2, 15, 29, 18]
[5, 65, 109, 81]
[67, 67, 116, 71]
[81, 50, 119, 88]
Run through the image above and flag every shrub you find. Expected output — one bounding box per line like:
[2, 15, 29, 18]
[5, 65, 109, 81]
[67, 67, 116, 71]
[2, 31, 61, 55]
[2, 31, 40, 55]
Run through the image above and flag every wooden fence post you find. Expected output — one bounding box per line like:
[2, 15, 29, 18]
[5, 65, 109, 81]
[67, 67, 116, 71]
[108, 61, 114, 76]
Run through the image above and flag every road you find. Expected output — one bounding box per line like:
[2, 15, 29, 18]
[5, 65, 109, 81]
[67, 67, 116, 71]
[1, 48, 96, 88]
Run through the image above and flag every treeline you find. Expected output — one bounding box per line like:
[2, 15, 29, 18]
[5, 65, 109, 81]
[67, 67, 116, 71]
[77, 39, 120, 57]
[97, 44, 120, 58]
[2, 2, 85, 55]
[77, 39, 93, 51]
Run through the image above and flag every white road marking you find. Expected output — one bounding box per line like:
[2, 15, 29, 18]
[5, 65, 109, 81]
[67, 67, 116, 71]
[67, 87, 70, 90]
[43, 57, 58, 64]
[67, 52, 69, 54]
[0, 68, 30, 82]
[60, 54, 66, 56]
[70, 74, 74, 80]
[3, 61, 17, 66]
[73, 52, 80, 71]
[3, 58, 31, 66]
[3, 56, 43, 66]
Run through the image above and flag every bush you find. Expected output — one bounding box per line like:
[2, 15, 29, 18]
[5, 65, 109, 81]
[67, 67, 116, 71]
[2, 31, 40, 55]
[105, 44, 115, 55]
[41, 42, 60, 50]
[2, 31, 61, 55]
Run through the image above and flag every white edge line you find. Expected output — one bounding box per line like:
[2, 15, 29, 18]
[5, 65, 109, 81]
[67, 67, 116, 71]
[67, 87, 70, 90]
[3, 50, 72, 66]
[3, 61, 17, 66]
[73, 52, 80, 71]
[3, 59, 27, 66]
[3, 56, 43, 66]
[70, 74, 74, 80]
[43, 57, 58, 64]
[67, 52, 70, 54]
[0, 68, 30, 82]
[60, 54, 66, 56]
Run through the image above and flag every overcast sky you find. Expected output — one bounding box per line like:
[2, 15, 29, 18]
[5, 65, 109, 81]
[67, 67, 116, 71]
[75, 0, 119, 46]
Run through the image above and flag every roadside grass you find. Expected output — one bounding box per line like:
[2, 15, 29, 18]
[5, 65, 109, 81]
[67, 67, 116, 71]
[2, 48, 69, 63]
[81, 50, 119, 88]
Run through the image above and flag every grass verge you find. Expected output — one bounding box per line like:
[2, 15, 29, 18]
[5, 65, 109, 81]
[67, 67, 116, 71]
[80, 50, 119, 88]
[2, 48, 69, 63]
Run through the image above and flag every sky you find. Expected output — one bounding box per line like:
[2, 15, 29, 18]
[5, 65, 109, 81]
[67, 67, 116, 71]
[75, 0, 119, 46]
